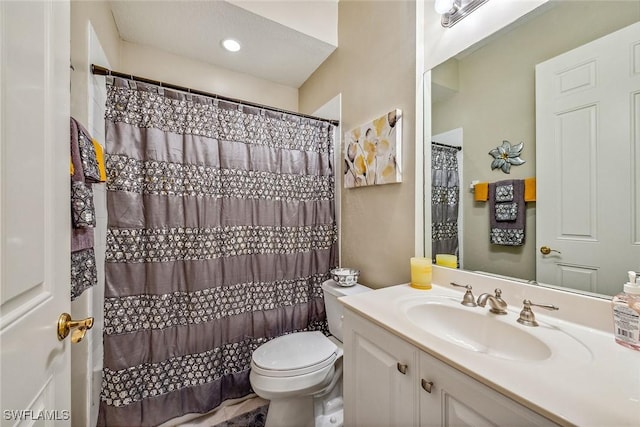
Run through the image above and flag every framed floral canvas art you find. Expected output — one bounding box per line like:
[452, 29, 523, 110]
[344, 109, 402, 188]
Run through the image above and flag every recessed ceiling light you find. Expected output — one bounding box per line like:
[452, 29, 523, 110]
[221, 39, 241, 52]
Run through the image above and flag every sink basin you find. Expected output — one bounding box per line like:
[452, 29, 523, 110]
[401, 298, 552, 361]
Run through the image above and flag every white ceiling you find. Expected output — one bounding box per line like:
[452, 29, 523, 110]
[109, 0, 338, 88]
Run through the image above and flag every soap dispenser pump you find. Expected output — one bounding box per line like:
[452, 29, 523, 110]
[612, 271, 640, 351]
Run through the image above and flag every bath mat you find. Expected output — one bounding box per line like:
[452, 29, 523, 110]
[213, 404, 269, 427]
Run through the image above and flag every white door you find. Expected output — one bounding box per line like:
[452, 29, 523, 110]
[0, 1, 71, 425]
[536, 22, 640, 296]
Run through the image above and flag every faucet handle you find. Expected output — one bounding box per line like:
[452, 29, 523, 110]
[517, 299, 559, 327]
[450, 282, 477, 307]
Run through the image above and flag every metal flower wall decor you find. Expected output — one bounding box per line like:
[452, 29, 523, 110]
[489, 140, 525, 174]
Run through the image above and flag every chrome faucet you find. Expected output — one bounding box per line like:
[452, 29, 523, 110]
[476, 288, 508, 315]
[517, 300, 559, 327]
[450, 282, 477, 307]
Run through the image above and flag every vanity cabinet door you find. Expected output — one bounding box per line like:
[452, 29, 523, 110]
[418, 352, 558, 427]
[343, 309, 419, 427]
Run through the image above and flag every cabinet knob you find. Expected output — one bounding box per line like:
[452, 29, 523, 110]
[396, 362, 408, 375]
[421, 378, 434, 393]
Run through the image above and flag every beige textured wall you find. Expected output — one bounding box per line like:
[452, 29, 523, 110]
[299, 1, 417, 289]
[71, 0, 121, 124]
[228, 0, 339, 46]
[72, 2, 299, 117]
[119, 41, 299, 112]
[431, 1, 640, 281]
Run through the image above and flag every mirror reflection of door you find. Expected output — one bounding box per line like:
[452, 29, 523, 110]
[536, 22, 640, 296]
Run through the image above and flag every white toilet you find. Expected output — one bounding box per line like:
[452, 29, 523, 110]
[249, 279, 371, 427]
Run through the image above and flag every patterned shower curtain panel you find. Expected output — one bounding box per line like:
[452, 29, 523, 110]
[98, 77, 337, 427]
[431, 144, 460, 261]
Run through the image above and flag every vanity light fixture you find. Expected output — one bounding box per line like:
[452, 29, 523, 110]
[221, 38, 241, 52]
[435, 0, 490, 28]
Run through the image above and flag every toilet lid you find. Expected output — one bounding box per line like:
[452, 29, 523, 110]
[252, 331, 337, 377]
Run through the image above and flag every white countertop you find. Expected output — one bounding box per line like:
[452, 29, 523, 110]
[339, 270, 640, 427]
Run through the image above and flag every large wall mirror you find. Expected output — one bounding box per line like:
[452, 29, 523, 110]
[428, 0, 640, 297]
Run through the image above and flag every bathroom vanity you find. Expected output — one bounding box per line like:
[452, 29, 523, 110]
[340, 267, 640, 427]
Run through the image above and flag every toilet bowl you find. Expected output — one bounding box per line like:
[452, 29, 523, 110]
[249, 279, 371, 427]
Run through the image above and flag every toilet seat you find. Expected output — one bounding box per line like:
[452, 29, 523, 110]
[252, 331, 337, 377]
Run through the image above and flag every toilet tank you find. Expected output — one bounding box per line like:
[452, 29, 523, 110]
[321, 279, 371, 342]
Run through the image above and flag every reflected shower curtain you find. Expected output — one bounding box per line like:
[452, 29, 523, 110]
[98, 77, 337, 427]
[431, 144, 460, 263]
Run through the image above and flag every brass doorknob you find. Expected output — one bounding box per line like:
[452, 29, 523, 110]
[540, 246, 561, 255]
[57, 313, 94, 343]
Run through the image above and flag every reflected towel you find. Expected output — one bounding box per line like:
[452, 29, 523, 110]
[524, 177, 536, 202]
[93, 139, 107, 182]
[78, 125, 101, 182]
[70, 117, 98, 301]
[71, 117, 101, 182]
[495, 182, 514, 202]
[70, 118, 85, 182]
[495, 202, 518, 221]
[474, 178, 536, 202]
[489, 179, 525, 246]
[474, 182, 489, 201]
[71, 248, 97, 301]
[71, 225, 94, 252]
[71, 180, 96, 228]
[70, 118, 99, 229]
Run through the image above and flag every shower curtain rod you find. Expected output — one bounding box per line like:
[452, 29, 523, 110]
[90, 64, 340, 127]
[431, 141, 462, 151]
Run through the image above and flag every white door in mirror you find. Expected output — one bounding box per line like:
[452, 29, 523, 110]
[535, 22, 640, 296]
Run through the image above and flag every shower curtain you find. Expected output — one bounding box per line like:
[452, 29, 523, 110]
[98, 77, 337, 427]
[431, 144, 460, 263]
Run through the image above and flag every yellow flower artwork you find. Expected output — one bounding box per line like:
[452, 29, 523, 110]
[344, 109, 402, 188]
